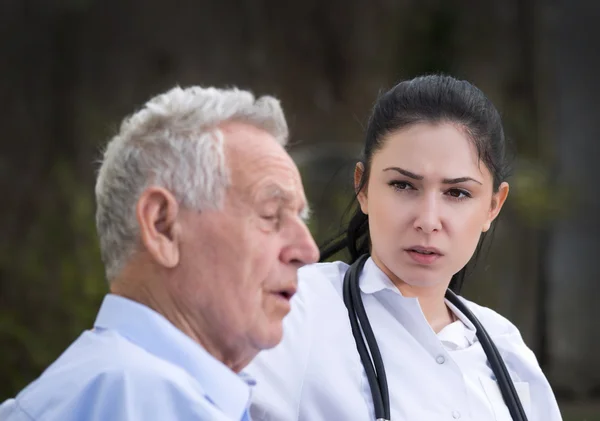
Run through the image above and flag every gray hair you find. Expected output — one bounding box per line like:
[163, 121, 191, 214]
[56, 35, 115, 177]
[95, 86, 289, 282]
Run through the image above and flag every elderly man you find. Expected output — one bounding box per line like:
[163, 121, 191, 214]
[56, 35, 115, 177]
[0, 86, 319, 420]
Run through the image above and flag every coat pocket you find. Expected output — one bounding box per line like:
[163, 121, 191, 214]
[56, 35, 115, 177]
[479, 376, 531, 421]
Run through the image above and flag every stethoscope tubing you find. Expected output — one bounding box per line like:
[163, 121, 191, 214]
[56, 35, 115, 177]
[343, 254, 528, 421]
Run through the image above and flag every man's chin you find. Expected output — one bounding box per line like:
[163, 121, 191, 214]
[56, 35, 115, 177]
[255, 322, 285, 351]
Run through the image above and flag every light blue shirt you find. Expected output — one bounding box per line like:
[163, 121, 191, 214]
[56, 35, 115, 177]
[0, 294, 255, 421]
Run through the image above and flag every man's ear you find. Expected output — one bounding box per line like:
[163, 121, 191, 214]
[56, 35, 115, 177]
[483, 182, 510, 232]
[136, 186, 181, 268]
[354, 162, 369, 215]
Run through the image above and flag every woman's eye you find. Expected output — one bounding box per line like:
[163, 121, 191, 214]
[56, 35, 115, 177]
[447, 189, 471, 199]
[389, 181, 413, 190]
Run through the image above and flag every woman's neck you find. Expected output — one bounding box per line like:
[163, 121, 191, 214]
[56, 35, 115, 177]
[371, 257, 455, 333]
[396, 283, 455, 333]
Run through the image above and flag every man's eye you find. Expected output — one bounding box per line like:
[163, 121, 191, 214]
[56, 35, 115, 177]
[260, 210, 281, 222]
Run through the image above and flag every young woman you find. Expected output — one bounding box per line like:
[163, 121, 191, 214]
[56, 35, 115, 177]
[245, 75, 561, 421]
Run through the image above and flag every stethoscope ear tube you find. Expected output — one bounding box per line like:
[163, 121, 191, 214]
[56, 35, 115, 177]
[343, 254, 528, 421]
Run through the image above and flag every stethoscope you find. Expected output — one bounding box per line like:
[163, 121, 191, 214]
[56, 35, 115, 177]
[343, 254, 529, 421]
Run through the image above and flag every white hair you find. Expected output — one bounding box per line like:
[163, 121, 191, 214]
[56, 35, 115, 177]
[95, 86, 289, 282]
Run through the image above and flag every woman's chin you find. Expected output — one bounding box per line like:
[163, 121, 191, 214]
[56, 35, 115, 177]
[392, 266, 453, 290]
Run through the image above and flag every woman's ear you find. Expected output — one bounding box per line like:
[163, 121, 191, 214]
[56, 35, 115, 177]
[354, 162, 368, 215]
[483, 182, 510, 232]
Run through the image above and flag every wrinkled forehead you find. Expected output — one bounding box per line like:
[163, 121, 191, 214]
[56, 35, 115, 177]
[223, 125, 305, 202]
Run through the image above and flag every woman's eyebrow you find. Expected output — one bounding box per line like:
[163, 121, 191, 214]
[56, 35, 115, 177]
[383, 166, 482, 185]
[383, 166, 423, 180]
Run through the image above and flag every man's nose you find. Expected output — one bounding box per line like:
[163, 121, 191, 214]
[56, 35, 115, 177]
[282, 218, 319, 267]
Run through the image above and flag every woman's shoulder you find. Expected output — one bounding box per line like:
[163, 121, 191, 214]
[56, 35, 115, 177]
[297, 260, 350, 296]
[459, 296, 521, 337]
[275, 261, 349, 326]
[458, 296, 542, 370]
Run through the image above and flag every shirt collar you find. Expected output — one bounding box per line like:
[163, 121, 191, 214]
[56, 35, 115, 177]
[358, 257, 408, 295]
[445, 298, 478, 347]
[94, 294, 254, 421]
[357, 257, 477, 346]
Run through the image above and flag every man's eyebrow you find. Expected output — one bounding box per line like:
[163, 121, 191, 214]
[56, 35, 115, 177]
[261, 184, 291, 202]
[299, 204, 311, 223]
[383, 166, 482, 185]
[260, 184, 311, 221]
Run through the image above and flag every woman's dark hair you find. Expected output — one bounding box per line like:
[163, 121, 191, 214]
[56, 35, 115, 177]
[319, 74, 511, 293]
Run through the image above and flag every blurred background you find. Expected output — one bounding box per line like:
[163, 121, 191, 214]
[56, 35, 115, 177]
[1, 0, 599, 418]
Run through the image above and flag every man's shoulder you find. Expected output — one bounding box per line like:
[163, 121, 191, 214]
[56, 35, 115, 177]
[10, 329, 207, 420]
[53, 328, 199, 382]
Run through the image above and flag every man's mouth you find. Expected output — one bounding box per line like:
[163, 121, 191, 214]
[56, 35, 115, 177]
[278, 291, 292, 300]
[274, 286, 296, 301]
